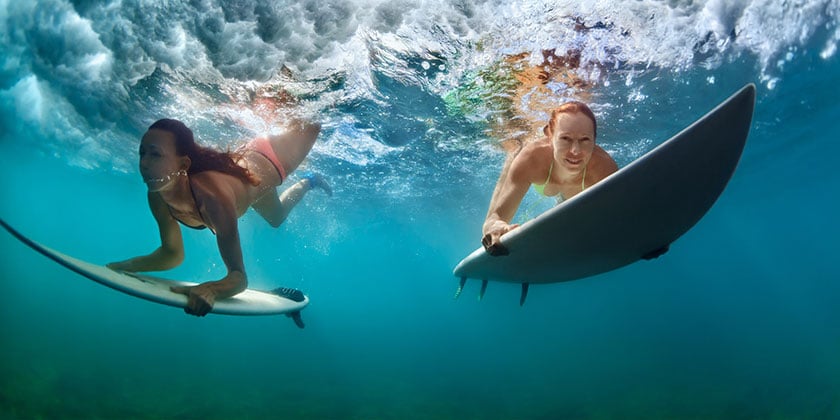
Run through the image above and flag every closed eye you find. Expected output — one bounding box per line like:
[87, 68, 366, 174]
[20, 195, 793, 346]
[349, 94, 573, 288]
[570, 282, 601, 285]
[139, 147, 162, 158]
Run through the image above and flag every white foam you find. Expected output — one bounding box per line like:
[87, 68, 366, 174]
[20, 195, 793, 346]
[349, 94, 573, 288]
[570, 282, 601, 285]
[3, 76, 43, 124]
[8, 0, 837, 87]
[737, 0, 835, 74]
[2, 0, 837, 171]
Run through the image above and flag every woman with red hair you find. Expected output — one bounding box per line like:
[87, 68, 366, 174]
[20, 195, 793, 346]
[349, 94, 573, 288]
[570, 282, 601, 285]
[482, 102, 618, 256]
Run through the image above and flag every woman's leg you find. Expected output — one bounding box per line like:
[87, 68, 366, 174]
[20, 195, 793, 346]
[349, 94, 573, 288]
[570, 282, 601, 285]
[252, 180, 312, 228]
[268, 120, 321, 176]
[251, 120, 329, 227]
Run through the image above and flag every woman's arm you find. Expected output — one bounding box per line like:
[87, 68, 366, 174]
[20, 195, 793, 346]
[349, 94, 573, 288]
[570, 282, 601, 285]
[590, 145, 619, 182]
[107, 192, 184, 272]
[481, 149, 535, 255]
[170, 174, 247, 316]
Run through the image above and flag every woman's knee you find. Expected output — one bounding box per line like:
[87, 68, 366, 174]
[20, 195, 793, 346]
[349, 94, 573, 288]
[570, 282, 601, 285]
[267, 215, 286, 228]
[302, 121, 321, 139]
[262, 207, 288, 227]
[280, 120, 320, 141]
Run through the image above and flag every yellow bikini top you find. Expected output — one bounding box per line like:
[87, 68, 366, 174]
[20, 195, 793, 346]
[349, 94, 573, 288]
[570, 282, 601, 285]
[532, 160, 587, 197]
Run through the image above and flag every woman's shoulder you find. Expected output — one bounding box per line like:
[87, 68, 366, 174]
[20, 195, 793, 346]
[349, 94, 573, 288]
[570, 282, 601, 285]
[511, 139, 552, 181]
[590, 145, 619, 179]
[517, 138, 552, 161]
[188, 171, 239, 199]
[190, 169, 241, 184]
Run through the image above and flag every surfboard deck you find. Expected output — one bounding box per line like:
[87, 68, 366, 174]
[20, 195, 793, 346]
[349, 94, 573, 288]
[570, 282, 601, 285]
[1, 219, 309, 319]
[454, 84, 756, 286]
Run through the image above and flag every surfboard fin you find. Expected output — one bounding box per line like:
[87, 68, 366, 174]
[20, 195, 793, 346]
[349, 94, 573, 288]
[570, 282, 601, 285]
[287, 311, 305, 329]
[519, 283, 529, 306]
[478, 279, 488, 301]
[454, 277, 467, 299]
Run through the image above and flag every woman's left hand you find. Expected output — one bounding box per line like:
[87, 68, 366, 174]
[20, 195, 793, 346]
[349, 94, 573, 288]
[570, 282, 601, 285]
[481, 221, 520, 256]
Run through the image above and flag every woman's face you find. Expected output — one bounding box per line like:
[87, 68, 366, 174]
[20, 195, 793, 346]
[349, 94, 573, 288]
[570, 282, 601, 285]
[550, 111, 596, 174]
[139, 129, 186, 192]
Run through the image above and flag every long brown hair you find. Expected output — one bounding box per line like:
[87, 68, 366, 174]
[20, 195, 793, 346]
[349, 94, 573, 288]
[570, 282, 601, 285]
[148, 119, 260, 186]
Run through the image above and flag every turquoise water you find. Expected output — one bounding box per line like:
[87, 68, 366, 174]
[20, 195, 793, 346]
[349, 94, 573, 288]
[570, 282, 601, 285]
[2, 1, 839, 418]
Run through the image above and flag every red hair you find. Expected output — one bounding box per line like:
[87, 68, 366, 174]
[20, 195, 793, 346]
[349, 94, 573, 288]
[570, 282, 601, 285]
[543, 101, 597, 139]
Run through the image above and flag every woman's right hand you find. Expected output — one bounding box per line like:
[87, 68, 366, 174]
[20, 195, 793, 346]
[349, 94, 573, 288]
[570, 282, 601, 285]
[481, 221, 520, 256]
[106, 260, 134, 272]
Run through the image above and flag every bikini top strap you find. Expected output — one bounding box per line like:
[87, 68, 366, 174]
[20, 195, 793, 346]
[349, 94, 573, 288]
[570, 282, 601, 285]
[544, 160, 554, 185]
[581, 164, 587, 191]
[166, 176, 212, 231]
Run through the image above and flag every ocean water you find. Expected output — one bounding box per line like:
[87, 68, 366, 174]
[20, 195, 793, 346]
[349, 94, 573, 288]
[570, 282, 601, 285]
[1, 1, 839, 419]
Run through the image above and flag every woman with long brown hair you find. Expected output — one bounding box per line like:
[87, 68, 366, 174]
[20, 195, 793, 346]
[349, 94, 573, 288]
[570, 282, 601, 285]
[108, 118, 331, 316]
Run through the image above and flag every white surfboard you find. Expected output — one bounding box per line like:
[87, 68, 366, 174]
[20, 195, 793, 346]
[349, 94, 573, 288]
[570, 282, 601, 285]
[1, 219, 309, 323]
[453, 84, 755, 300]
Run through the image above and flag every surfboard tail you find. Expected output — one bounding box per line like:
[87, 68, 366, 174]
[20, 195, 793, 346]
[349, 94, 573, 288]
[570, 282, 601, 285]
[269, 287, 307, 328]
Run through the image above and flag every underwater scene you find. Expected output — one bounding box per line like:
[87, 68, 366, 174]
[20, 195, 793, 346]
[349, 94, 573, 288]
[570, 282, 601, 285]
[1, 0, 839, 418]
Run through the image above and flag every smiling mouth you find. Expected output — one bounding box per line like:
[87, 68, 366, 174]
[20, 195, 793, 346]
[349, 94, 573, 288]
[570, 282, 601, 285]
[143, 176, 166, 183]
[144, 169, 187, 184]
[565, 158, 583, 165]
